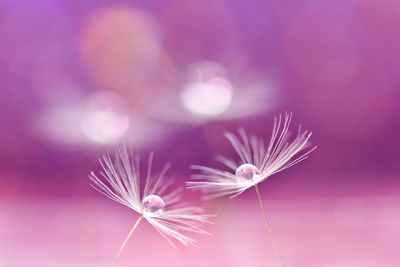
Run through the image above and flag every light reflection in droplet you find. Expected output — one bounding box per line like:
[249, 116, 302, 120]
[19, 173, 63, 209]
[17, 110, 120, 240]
[142, 195, 165, 216]
[235, 163, 260, 183]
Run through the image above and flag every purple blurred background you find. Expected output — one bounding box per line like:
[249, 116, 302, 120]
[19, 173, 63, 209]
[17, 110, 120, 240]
[1, 0, 400, 266]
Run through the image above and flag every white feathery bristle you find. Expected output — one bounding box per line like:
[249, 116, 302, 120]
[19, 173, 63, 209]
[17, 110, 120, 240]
[89, 145, 212, 246]
[187, 112, 316, 198]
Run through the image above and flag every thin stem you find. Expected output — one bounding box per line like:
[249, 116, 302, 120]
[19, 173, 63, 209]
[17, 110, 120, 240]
[254, 183, 286, 267]
[110, 214, 143, 267]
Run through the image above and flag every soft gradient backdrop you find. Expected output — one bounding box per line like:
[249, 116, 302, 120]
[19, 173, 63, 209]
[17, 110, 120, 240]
[1, 0, 400, 266]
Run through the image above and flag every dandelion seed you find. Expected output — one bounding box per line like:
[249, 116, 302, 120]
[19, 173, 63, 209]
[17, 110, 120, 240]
[187, 112, 316, 267]
[89, 145, 212, 267]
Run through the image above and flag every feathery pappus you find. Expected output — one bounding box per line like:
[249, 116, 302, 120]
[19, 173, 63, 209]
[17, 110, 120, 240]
[187, 112, 316, 267]
[89, 145, 212, 265]
[187, 112, 316, 199]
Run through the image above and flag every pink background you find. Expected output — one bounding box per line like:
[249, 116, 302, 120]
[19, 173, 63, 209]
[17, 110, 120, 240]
[1, 0, 400, 266]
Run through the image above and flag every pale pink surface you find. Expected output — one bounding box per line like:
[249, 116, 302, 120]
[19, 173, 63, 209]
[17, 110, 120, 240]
[1, 181, 399, 267]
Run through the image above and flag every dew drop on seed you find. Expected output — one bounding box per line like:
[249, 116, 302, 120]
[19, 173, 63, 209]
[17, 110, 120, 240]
[142, 195, 165, 215]
[235, 163, 260, 183]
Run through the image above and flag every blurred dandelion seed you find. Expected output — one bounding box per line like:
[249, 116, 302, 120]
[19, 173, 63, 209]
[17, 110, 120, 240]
[187, 112, 316, 267]
[89, 145, 211, 267]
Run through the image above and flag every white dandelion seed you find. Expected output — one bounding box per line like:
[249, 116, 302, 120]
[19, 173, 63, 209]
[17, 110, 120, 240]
[89, 145, 212, 267]
[187, 112, 317, 267]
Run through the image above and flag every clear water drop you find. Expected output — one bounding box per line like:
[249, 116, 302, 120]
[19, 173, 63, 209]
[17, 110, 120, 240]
[235, 163, 260, 183]
[142, 195, 165, 215]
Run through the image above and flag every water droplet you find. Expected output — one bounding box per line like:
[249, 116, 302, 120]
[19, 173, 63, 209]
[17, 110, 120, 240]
[142, 195, 165, 215]
[235, 163, 260, 183]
